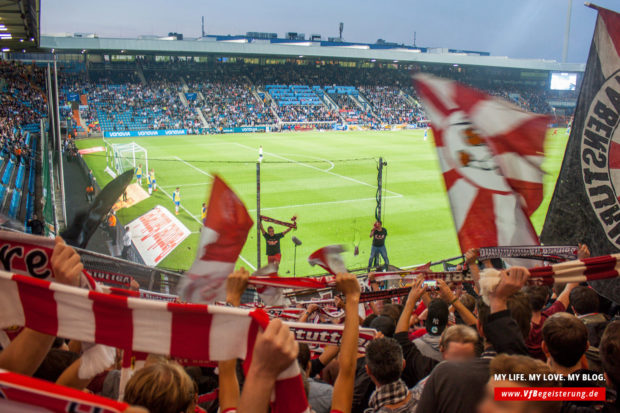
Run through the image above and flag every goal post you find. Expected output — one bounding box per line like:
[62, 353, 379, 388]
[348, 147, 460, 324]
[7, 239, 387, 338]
[104, 140, 149, 176]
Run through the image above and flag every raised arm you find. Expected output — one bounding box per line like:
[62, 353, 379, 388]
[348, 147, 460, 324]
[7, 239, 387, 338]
[330, 273, 361, 413]
[299, 304, 319, 323]
[282, 226, 293, 235]
[555, 244, 590, 308]
[259, 221, 266, 235]
[225, 268, 249, 307]
[396, 277, 424, 334]
[485, 267, 529, 355]
[437, 279, 477, 326]
[464, 248, 480, 294]
[218, 359, 240, 412]
[216, 269, 250, 412]
[238, 319, 298, 413]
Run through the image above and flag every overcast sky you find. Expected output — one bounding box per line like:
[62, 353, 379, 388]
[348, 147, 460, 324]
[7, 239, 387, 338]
[41, 0, 619, 63]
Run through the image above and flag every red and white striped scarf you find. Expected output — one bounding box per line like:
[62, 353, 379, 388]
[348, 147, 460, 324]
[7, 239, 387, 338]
[0, 368, 130, 412]
[0, 271, 310, 413]
[528, 254, 620, 284]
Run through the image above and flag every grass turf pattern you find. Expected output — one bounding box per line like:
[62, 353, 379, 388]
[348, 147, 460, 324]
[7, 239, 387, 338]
[76, 128, 569, 276]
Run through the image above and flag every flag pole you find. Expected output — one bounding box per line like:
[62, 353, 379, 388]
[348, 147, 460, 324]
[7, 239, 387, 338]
[256, 161, 261, 269]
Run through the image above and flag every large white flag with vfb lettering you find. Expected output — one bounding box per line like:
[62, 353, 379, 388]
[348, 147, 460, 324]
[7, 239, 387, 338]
[414, 73, 549, 252]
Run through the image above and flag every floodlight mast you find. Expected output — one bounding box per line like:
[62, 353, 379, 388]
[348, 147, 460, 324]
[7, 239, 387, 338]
[256, 161, 261, 269]
[562, 0, 573, 63]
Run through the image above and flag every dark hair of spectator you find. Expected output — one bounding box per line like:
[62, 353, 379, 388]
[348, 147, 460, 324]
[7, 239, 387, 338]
[542, 313, 588, 368]
[365, 337, 404, 385]
[569, 286, 599, 315]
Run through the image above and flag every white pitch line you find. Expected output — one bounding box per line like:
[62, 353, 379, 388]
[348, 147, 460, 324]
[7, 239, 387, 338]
[161, 182, 211, 189]
[157, 186, 201, 221]
[249, 195, 401, 212]
[158, 186, 257, 271]
[174, 156, 214, 178]
[233, 142, 402, 197]
[278, 152, 335, 172]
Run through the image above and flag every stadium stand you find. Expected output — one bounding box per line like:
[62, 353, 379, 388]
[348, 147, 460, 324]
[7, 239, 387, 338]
[54, 60, 572, 132]
[0, 62, 45, 229]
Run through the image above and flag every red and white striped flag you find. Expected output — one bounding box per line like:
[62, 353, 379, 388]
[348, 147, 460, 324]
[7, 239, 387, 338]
[308, 245, 347, 275]
[414, 74, 549, 252]
[179, 176, 254, 303]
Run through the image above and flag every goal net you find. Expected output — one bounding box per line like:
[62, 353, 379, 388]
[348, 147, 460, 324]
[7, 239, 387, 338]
[104, 141, 149, 176]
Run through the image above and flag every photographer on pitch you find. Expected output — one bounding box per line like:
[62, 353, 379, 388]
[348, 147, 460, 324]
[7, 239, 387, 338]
[368, 221, 389, 272]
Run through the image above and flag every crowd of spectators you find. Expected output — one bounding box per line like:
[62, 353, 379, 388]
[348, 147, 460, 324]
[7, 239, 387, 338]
[1, 241, 619, 413]
[0, 62, 44, 167]
[87, 81, 202, 132]
[276, 104, 340, 123]
[329, 93, 378, 125]
[53, 60, 574, 131]
[0, 61, 46, 127]
[0, 119, 35, 164]
[195, 81, 276, 128]
[358, 86, 423, 124]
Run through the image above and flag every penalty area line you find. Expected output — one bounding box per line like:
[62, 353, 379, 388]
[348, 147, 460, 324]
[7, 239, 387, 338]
[233, 142, 402, 197]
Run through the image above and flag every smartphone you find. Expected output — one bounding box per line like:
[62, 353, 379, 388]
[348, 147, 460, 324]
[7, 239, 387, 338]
[423, 280, 437, 289]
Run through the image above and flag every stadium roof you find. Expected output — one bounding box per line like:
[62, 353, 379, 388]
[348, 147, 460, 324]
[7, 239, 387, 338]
[0, 0, 39, 52]
[40, 35, 586, 73]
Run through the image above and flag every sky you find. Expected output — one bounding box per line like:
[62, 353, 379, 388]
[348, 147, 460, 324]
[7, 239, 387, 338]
[41, 0, 619, 63]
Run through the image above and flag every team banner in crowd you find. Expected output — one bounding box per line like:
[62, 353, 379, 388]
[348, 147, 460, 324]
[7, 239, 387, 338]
[0, 229, 184, 292]
[127, 205, 191, 266]
[477, 245, 578, 263]
[414, 73, 549, 253]
[0, 271, 310, 413]
[286, 322, 376, 353]
[541, 5, 620, 303]
[0, 231, 96, 289]
[359, 287, 414, 302]
[179, 176, 254, 303]
[89, 270, 133, 288]
[0, 369, 130, 413]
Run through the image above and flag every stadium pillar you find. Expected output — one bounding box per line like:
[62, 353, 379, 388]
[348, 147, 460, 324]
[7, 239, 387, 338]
[45, 64, 55, 150]
[52, 58, 67, 226]
[256, 161, 261, 269]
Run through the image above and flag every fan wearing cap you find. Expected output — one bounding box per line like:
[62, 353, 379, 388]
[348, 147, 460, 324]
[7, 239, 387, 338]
[412, 299, 450, 362]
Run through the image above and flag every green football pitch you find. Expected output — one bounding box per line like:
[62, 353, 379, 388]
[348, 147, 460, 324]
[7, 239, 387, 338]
[76, 128, 569, 276]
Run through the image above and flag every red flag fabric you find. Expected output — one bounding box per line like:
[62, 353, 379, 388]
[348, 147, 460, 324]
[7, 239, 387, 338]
[308, 245, 347, 275]
[0, 369, 130, 413]
[413, 73, 549, 252]
[179, 176, 254, 303]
